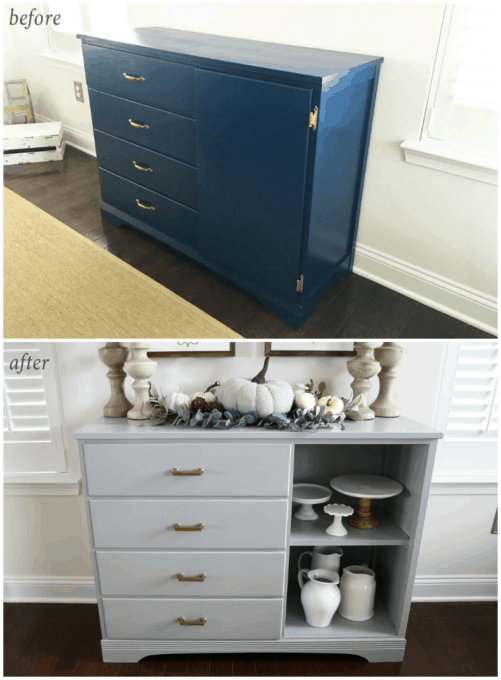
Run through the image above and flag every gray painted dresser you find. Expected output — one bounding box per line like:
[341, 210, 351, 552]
[74, 416, 441, 663]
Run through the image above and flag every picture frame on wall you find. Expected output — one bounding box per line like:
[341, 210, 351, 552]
[148, 342, 236, 357]
[264, 342, 355, 357]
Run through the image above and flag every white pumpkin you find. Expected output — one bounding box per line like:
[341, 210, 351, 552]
[293, 383, 309, 399]
[294, 391, 316, 412]
[318, 395, 344, 416]
[191, 382, 220, 403]
[160, 388, 191, 412]
[218, 357, 294, 418]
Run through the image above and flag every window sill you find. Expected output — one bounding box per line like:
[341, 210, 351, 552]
[400, 137, 497, 185]
[4, 480, 81, 496]
[38, 51, 85, 74]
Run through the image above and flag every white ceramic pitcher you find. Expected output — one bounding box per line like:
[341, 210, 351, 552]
[298, 568, 341, 627]
[298, 546, 343, 573]
[338, 565, 376, 621]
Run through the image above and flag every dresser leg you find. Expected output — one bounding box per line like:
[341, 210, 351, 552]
[100, 207, 127, 228]
[101, 645, 146, 664]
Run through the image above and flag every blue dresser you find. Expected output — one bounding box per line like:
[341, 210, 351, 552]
[78, 28, 383, 328]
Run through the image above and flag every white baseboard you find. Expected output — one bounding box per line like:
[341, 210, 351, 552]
[35, 113, 96, 157]
[354, 242, 497, 336]
[4, 574, 496, 604]
[4, 576, 97, 603]
[412, 574, 497, 601]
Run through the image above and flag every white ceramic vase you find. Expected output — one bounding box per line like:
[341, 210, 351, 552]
[298, 546, 343, 573]
[338, 565, 376, 621]
[298, 569, 341, 627]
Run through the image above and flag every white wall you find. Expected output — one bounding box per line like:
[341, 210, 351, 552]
[5, 3, 497, 331]
[3, 341, 497, 602]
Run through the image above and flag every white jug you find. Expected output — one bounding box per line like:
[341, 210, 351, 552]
[338, 565, 376, 621]
[298, 568, 341, 627]
[298, 546, 343, 573]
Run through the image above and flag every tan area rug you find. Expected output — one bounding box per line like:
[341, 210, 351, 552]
[4, 188, 242, 339]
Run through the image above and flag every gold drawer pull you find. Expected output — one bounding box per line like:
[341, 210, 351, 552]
[173, 523, 204, 531]
[178, 617, 207, 626]
[171, 467, 204, 476]
[135, 199, 155, 211]
[128, 119, 149, 129]
[176, 572, 206, 582]
[132, 161, 153, 173]
[123, 73, 145, 81]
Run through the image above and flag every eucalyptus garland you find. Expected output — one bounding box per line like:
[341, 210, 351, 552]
[146, 393, 363, 432]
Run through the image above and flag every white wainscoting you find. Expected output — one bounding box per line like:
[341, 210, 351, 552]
[354, 243, 497, 335]
[4, 576, 97, 603]
[35, 113, 96, 157]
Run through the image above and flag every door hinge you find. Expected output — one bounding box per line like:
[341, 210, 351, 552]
[308, 106, 318, 131]
[296, 275, 304, 293]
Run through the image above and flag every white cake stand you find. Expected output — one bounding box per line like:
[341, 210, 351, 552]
[324, 503, 354, 536]
[330, 474, 403, 530]
[292, 483, 332, 520]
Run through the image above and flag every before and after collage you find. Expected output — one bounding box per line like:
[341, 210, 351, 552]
[3, 2, 498, 678]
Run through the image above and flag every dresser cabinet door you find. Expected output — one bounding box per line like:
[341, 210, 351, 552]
[195, 70, 313, 301]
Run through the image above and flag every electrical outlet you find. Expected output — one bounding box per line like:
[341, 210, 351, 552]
[74, 81, 84, 103]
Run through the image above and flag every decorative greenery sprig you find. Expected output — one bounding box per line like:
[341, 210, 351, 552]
[145, 392, 364, 432]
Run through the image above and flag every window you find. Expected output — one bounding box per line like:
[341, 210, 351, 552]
[401, 4, 497, 184]
[3, 342, 78, 494]
[433, 341, 498, 484]
[42, 3, 130, 62]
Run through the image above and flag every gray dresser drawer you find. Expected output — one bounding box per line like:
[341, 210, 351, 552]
[102, 597, 283, 640]
[89, 499, 288, 549]
[83, 442, 292, 497]
[96, 550, 286, 597]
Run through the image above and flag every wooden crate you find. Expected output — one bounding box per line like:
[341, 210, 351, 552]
[3, 121, 65, 165]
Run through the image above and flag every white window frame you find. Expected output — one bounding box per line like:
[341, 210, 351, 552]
[3, 342, 80, 496]
[401, 4, 497, 185]
[432, 341, 498, 490]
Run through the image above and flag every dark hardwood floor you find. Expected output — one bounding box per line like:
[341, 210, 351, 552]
[4, 146, 494, 338]
[4, 601, 497, 676]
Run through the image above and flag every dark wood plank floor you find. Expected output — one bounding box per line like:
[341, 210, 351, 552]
[4, 146, 494, 339]
[4, 601, 497, 676]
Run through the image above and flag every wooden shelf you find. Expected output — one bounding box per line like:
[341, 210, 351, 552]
[290, 508, 409, 546]
[285, 590, 397, 639]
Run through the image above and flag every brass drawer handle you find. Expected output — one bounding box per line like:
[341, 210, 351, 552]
[135, 199, 155, 211]
[128, 119, 150, 129]
[178, 617, 207, 626]
[123, 73, 145, 81]
[176, 572, 206, 582]
[171, 467, 204, 476]
[132, 161, 153, 173]
[173, 523, 204, 531]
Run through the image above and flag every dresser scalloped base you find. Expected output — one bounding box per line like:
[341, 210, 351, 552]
[101, 638, 406, 663]
[99, 202, 350, 329]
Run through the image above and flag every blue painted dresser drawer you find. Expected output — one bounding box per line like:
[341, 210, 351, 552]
[83, 44, 196, 118]
[89, 89, 197, 166]
[99, 169, 198, 249]
[95, 131, 197, 209]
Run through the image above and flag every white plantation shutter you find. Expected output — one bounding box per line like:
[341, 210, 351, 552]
[446, 341, 498, 439]
[426, 4, 497, 158]
[4, 342, 67, 476]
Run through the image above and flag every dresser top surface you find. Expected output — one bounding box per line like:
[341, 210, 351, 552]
[77, 26, 383, 84]
[74, 415, 441, 441]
